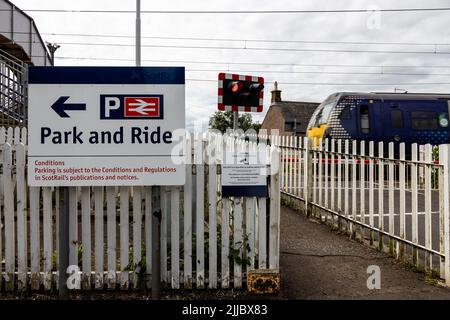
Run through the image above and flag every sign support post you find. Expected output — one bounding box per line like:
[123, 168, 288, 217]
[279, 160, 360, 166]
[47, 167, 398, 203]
[58, 187, 69, 298]
[135, 0, 162, 299]
[151, 186, 161, 299]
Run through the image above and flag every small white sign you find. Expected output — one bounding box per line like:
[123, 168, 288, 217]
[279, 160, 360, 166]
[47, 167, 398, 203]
[221, 151, 268, 197]
[222, 165, 267, 186]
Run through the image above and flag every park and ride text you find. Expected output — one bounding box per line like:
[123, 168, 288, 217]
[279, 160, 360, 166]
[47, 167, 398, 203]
[40, 126, 172, 145]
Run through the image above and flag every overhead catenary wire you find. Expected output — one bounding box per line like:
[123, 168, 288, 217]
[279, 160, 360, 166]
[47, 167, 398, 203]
[53, 56, 450, 69]
[1, 30, 447, 47]
[2, 7, 450, 14]
[187, 79, 450, 85]
[8, 40, 450, 55]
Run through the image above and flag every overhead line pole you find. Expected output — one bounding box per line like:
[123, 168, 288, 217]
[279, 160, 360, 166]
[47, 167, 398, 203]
[135, 0, 162, 300]
[136, 0, 141, 66]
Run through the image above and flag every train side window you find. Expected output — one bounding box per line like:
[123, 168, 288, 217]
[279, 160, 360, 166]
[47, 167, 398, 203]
[391, 110, 403, 129]
[411, 111, 438, 130]
[339, 105, 351, 120]
[360, 104, 370, 134]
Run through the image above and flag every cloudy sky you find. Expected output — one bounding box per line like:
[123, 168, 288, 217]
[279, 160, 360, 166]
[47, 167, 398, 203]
[10, 0, 450, 131]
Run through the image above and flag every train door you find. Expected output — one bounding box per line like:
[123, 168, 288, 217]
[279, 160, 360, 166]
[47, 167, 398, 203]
[386, 101, 409, 144]
[356, 99, 377, 141]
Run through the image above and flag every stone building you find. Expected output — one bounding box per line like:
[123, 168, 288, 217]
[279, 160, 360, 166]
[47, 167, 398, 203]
[261, 82, 320, 136]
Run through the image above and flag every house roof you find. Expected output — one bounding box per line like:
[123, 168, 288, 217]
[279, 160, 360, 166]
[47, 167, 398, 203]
[272, 100, 320, 132]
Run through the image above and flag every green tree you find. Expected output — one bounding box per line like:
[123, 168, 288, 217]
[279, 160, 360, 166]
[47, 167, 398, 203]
[208, 111, 261, 133]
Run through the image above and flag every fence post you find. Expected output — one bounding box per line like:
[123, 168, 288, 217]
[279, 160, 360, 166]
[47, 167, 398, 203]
[303, 137, 312, 217]
[439, 144, 450, 286]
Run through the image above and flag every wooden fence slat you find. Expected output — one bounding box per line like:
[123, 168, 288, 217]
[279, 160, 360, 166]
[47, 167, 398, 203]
[196, 136, 205, 288]
[132, 186, 142, 288]
[3, 143, 14, 290]
[43, 187, 53, 290]
[257, 197, 267, 269]
[171, 187, 180, 289]
[6, 127, 12, 144]
[69, 187, 78, 267]
[246, 197, 256, 270]
[233, 197, 243, 288]
[30, 186, 41, 290]
[221, 198, 231, 288]
[144, 187, 152, 287]
[269, 144, 280, 269]
[119, 186, 129, 289]
[183, 134, 193, 288]
[94, 186, 104, 289]
[208, 147, 218, 289]
[16, 143, 27, 289]
[106, 186, 116, 288]
[81, 187, 91, 289]
[161, 187, 168, 286]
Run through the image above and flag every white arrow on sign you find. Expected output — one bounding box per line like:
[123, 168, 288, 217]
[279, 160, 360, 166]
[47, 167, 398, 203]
[128, 99, 156, 115]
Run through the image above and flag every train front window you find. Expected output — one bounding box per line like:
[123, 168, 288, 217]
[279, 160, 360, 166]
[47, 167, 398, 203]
[312, 101, 334, 127]
[411, 111, 438, 130]
[307, 94, 339, 130]
[360, 104, 370, 134]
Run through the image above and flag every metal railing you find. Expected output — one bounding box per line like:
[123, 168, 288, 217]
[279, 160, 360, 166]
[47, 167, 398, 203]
[0, 48, 27, 127]
[273, 135, 450, 286]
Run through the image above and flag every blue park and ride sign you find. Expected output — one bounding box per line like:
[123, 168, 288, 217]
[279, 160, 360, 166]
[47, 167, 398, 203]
[27, 67, 185, 187]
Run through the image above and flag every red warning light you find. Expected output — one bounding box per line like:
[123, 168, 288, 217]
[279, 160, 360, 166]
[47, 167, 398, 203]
[229, 81, 242, 93]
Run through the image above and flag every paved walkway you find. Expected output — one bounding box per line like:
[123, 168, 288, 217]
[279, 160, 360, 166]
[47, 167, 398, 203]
[280, 205, 450, 299]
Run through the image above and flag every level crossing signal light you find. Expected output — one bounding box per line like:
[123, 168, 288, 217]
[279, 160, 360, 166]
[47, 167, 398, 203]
[218, 73, 264, 112]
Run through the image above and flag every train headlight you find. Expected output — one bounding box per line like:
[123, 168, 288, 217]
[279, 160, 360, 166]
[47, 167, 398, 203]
[439, 114, 449, 127]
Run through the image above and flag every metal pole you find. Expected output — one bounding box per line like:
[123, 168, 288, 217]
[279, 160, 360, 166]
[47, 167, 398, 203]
[135, 0, 161, 299]
[136, 0, 141, 66]
[233, 111, 239, 131]
[58, 187, 69, 299]
[151, 186, 161, 299]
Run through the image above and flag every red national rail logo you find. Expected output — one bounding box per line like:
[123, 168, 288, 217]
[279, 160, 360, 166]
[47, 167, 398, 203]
[124, 97, 160, 117]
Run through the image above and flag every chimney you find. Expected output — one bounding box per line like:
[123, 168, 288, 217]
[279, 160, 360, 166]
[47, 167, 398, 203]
[271, 81, 281, 104]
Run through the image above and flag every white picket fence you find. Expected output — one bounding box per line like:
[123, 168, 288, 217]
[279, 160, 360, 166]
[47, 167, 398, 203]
[276, 135, 450, 286]
[0, 127, 280, 291]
